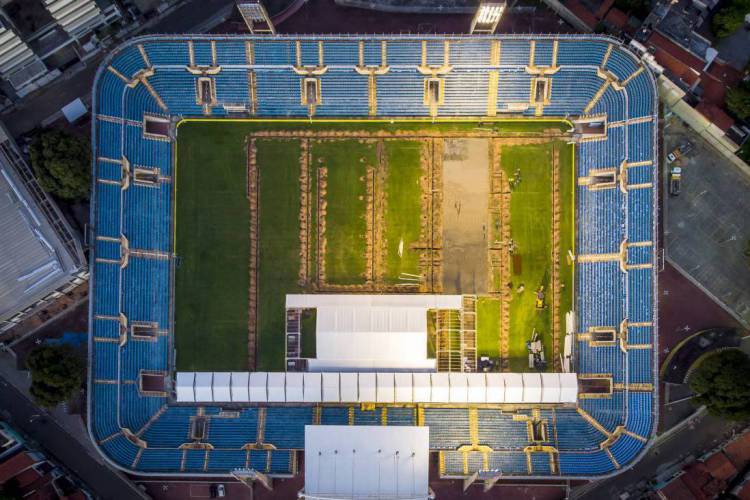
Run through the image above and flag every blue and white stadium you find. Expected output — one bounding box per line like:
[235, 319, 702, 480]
[89, 34, 658, 484]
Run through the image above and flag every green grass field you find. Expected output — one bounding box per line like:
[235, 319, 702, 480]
[476, 297, 500, 357]
[383, 140, 423, 284]
[173, 119, 572, 372]
[314, 140, 373, 284]
[174, 124, 250, 371]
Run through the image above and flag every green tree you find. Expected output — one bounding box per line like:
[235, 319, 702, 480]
[712, 0, 750, 38]
[29, 129, 91, 200]
[726, 82, 750, 122]
[689, 349, 750, 421]
[25, 344, 84, 408]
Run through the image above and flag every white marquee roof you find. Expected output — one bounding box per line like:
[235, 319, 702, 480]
[287, 294, 461, 372]
[304, 425, 430, 500]
[176, 371, 579, 404]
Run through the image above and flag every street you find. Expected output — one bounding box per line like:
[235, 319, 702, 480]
[0, 374, 147, 500]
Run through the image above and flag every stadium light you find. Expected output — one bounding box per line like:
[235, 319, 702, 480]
[470, 2, 506, 34]
[237, 1, 275, 34]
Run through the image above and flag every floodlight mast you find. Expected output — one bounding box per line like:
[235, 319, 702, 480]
[237, 1, 276, 34]
[469, 2, 506, 34]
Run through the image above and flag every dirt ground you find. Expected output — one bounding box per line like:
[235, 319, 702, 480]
[442, 138, 490, 294]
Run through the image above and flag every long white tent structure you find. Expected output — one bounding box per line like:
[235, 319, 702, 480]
[286, 294, 462, 371]
[175, 371, 579, 404]
[303, 425, 431, 500]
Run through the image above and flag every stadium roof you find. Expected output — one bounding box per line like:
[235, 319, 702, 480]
[287, 294, 461, 371]
[0, 128, 84, 325]
[304, 425, 430, 500]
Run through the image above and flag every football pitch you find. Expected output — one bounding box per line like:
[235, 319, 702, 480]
[173, 119, 574, 372]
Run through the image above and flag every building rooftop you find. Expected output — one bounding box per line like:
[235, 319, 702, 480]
[0, 127, 84, 326]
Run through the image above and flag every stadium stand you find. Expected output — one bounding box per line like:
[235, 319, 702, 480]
[89, 34, 658, 479]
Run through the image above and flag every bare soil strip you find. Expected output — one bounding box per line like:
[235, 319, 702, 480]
[442, 138, 490, 295]
[298, 139, 310, 286]
[550, 145, 562, 371]
[246, 139, 259, 370]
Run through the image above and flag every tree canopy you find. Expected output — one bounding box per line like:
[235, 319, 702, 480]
[712, 0, 750, 38]
[689, 349, 750, 421]
[26, 344, 84, 409]
[726, 82, 750, 122]
[29, 129, 91, 201]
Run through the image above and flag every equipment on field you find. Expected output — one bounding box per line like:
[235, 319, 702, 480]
[535, 286, 546, 309]
[526, 329, 546, 370]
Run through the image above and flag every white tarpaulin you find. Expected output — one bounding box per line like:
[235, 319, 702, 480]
[394, 372, 413, 403]
[358, 373, 376, 402]
[560, 373, 579, 402]
[449, 373, 468, 403]
[230, 372, 249, 402]
[304, 425, 430, 500]
[322, 372, 339, 402]
[340, 373, 358, 401]
[413, 372, 431, 402]
[303, 372, 322, 403]
[286, 372, 304, 402]
[174, 371, 579, 404]
[467, 373, 486, 403]
[541, 373, 561, 403]
[431, 373, 450, 403]
[376, 372, 395, 403]
[486, 373, 505, 402]
[504, 373, 524, 403]
[522, 373, 542, 403]
[212, 372, 231, 402]
[194, 372, 213, 401]
[175, 372, 195, 402]
[249, 372, 267, 402]
[287, 294, 460, 372]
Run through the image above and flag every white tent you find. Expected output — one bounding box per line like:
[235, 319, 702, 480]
[449, 373, 468, 403]
[230, 372, 249, 402]
[303, 372, 322, 403]
[522, 373, 542, 403]
[340, 373, 358, 402]
[249, 372, 267, 402]
[267, 373, 286, 402]
[358, 373, 376, 402]
[504, 373, 524, 403]
[175, 372, 195, 402]
[286, 372, 304, 402]
[212, 372, 232, 402]
[304, 425, 430, 500]
[467, 373, 486, 403]
[173, 371, 579, 404]
[394, 372, 413, 403]
[541, 373, 561, 403]
[431, 373, 450, 403]
[376, 372, 395, 403]
[194, 372, 213, 401]
[413, 372, 431, 402]
[322, 372, 340, 402]
[559, 373, 579, 402]
[485, 373, 505, 402]
[287, 294, 459, 372]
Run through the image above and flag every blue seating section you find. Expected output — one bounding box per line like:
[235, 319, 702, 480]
[90, 35, 658, 477]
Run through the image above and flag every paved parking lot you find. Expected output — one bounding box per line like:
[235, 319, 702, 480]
[663, 117, 750, 327]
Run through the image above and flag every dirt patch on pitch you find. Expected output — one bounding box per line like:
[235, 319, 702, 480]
[442, 138, 490, 294]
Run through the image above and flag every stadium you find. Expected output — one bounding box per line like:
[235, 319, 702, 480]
[88, 33, 659, 491]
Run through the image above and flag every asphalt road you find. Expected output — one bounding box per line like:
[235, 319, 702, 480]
[0, 375, 146, 500]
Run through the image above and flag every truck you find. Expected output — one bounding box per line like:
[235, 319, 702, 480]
[669, 166, 682, 196]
